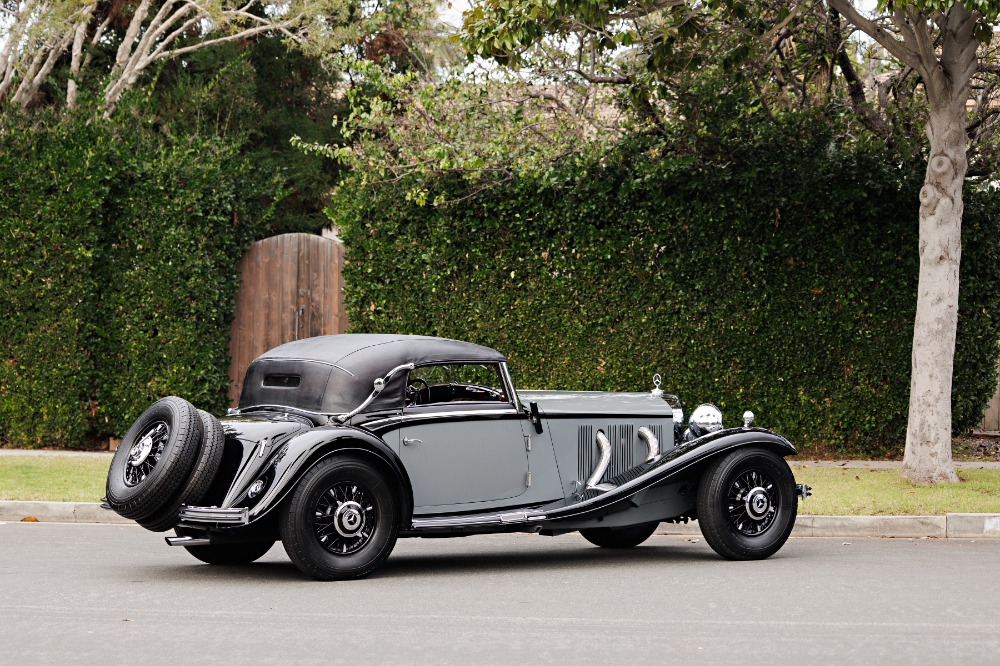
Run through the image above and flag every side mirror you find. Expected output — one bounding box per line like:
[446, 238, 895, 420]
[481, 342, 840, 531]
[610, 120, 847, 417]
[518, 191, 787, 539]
[528, 401, 543, 434]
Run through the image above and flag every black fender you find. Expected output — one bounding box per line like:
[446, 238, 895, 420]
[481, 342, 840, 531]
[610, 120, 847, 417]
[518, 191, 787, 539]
[546, 427, 795, 524]
[243, 426, 414, 527]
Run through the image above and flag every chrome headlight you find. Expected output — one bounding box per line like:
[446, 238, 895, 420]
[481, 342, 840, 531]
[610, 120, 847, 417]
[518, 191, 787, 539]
[689, 404, 723, 437]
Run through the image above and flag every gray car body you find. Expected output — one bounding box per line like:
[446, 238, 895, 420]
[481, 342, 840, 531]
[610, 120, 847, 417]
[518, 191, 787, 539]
[183, 335, 796, 538]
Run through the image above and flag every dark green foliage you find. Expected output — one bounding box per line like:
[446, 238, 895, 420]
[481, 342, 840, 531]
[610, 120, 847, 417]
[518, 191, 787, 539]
[0, 111, 278, 447]
[329, 117, 1000, 456]
[0, 113, 108, 446]
[148, 40, 345, 235]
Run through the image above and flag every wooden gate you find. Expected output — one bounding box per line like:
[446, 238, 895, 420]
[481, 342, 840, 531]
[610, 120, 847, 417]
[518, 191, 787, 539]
[227, 233, 347, 406]
[980, 362, 1000, 432]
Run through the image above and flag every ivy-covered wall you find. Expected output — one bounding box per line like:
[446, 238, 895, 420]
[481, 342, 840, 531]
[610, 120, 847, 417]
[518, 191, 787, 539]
[330, 124, 1000, 456]
[0, 112, 277, 447]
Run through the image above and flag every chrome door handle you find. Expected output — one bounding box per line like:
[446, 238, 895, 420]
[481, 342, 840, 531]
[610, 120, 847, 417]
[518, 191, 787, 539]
[402, 437, 422, 446]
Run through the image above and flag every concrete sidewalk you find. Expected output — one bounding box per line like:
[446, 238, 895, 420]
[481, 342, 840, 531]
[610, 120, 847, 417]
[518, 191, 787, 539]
[1, 500, 998, 539]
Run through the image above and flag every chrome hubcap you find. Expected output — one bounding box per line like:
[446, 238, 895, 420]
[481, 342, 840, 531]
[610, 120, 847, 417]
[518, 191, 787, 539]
[334, 501, 365, 538]
[727, 469, 778, 536]
[123, 421, 169, 487]
[745, 487, 771, 520]
[314, 482, 378, 555]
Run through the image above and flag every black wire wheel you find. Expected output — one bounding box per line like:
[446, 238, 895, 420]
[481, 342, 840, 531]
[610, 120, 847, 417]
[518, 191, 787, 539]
[726, 468, 779, 536]
[122, 421, 169, 487]
[313, 480, 380, 556]
[696, 447, 797, 561]
[280, 455, 399, 581]
[105, 397, 203, 521]
[580, 522, 659, 549]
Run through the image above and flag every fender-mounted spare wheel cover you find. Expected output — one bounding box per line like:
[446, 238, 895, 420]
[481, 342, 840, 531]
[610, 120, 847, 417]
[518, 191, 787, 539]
[105, 397, 203, 521]
[137, 409, 227, 532]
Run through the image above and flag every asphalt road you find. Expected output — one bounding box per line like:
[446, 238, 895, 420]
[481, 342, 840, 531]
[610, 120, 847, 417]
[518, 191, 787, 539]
[1, 523, 997, 665]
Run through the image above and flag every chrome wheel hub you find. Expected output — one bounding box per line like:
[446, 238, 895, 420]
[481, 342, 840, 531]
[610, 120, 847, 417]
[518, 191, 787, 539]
[726, 469, 779, 536]
[334, 501, 365, 538]
[745, 487, 771, 520]
[314, 482, 378, 555]
[123, 421, 169, 487]
[128, 437, 154, 467]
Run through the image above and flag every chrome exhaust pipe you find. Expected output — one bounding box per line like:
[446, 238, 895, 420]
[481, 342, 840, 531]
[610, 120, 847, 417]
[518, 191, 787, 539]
[165, 536, 211, 547]
[638, 426, 660, 463]
[586, 430, 616, 492]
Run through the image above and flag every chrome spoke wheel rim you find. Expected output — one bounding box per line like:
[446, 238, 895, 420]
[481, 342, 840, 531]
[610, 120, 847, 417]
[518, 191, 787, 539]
[123, 421, 170, 487]
[313, 481, 378, 555]
[725, 468, 778, 536]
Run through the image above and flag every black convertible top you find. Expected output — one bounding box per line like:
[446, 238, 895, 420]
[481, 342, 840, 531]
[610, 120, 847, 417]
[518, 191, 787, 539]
[257, 334, 505, 371]
[239, 335, 505, 415]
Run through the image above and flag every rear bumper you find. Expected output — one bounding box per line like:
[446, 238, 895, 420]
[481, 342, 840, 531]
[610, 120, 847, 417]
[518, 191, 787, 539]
[178, 506, 249, 525]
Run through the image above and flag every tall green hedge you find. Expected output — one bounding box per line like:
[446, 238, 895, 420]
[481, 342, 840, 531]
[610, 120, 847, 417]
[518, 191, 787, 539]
[0, 112, 276, 447]
[329, 121, 1000, 456]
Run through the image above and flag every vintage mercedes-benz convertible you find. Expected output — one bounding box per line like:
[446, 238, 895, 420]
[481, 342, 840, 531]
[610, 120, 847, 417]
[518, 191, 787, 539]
[105, 334, 810, 580]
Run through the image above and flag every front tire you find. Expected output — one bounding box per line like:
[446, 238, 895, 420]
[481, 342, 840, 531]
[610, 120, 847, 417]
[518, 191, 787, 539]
[697, 447, 797, 560]
[280, 455, 399, 581]
[580, 522, 659, 549]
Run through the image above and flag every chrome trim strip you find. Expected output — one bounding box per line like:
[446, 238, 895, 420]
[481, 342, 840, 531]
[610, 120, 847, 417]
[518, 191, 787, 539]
[402, 408, 520, 422]
[364, 408, 521, 431]
[499, 362, 521, 412]
[178, 506, 249, 525]
[638, 426, 660, 463]
[336, 362, 415, 423]
[165, 536, 211, 547]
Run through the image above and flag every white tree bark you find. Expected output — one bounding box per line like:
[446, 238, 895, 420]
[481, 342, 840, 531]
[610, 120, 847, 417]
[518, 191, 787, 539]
[1, 0, 322, 114]
[827, 0, 980, 484]
[901, 6, 978, 484]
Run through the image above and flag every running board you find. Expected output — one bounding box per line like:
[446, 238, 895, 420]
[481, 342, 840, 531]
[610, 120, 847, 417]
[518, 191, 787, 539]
[411, 509, 549, 530]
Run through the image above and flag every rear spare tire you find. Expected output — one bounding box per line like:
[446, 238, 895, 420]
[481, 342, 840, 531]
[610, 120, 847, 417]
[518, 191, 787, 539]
[137, 409, 226, 532]
[105, 397, 202, 521]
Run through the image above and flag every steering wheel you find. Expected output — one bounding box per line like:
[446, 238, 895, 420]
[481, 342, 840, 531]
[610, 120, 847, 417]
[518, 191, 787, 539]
[406, 378, 430, 405]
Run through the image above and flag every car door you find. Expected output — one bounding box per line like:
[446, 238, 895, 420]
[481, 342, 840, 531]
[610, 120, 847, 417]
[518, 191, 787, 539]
[397, 364, 530, 510]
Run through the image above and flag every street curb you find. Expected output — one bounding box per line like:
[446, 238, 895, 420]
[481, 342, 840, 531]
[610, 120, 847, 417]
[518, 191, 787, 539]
[658, 514, 1000, 539]
[0, 501, 132, 525]
[2, 501, 999, 538]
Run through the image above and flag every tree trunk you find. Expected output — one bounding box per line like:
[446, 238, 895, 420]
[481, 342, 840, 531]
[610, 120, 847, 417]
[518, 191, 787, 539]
[901, 93, 966, 485]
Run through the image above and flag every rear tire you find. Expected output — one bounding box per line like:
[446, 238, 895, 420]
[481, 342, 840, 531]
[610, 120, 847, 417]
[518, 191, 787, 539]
[105, 397, 202, 521]
[580, 522, 659, 549]
[183, 539, 275, 565]
[697, 447, 797, 560]
[280, 455, 399, 581]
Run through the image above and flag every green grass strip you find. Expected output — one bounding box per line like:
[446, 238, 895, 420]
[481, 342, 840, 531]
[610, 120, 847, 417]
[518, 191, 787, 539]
[793, 467, 1000, 516]
[0, 457, 109, 503]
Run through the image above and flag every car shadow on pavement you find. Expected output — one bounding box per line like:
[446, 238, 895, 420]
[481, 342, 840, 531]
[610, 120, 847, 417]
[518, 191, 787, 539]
[375, 543, 720, 580]
[142, 540, 720, 582]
